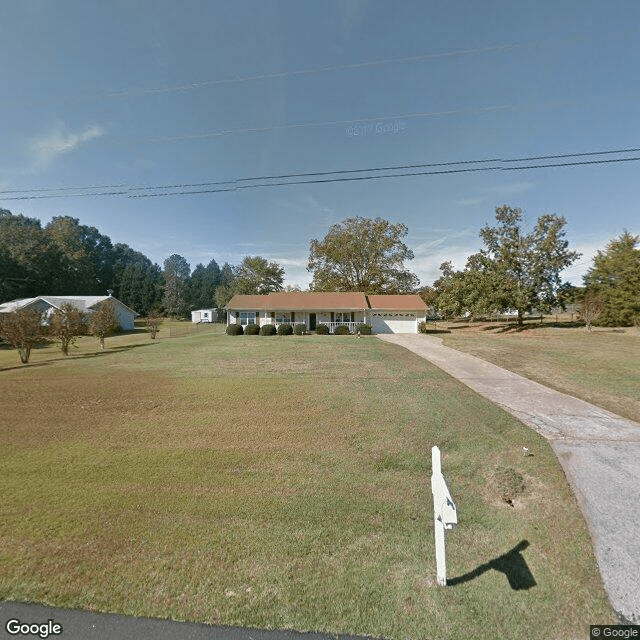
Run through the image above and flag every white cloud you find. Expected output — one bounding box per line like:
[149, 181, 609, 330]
[29, 124, 105, 167]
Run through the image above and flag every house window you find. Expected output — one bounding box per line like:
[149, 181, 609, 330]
[275, 312, 292, 324]
[335, 312, 353, 323]
[239, 311, 257, 325]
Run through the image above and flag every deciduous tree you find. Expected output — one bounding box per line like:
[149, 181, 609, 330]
[44, 216, 114, 294]
[476, 206, 580, 324]
[0, 308, 45, 363]
[233, 256, 284, 294]
[88, 299, 119, 349]
[49, 303, 87, 354]
[308, 217, 419, 293]
[0, 209, 58, 299]
[146, 315, 162, 339]
[577, 290, 604, 332]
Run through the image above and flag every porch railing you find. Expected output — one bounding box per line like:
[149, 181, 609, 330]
[325, 322, 358, 333]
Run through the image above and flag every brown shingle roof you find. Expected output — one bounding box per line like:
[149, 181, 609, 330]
[224, 295, 271, 310]
[226, 292, 368, 311]
[226, 292, 429, 312]
[366, 294, 428, 310]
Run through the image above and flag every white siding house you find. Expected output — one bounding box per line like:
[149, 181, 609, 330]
[0, 295, 138, 331]
[225, 292, 428, 334]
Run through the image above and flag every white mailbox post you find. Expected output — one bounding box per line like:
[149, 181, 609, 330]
[431, 445, 457, 586]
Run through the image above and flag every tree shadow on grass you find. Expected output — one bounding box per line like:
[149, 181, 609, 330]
[448, 540, 536, 590]
[0, 361, 52, 372]
[73, 342, 158, 358]
[0, 341, 158, 371]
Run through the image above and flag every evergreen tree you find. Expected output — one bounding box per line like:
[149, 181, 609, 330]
[584, 231, 640, 326]
[162, 254, 190, 317]
[188, 261, 221, 310]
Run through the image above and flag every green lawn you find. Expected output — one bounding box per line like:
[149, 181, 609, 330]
[437, 321, 640, 423]
[0, 325, 615, 638]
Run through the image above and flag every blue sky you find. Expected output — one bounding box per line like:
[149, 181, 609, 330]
[1, 0, 639, 288]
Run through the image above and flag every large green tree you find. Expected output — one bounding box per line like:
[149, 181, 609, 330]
[434, 256, 501, 319]
[233, 256, 284, 295]
[476, 206, 579, 324]
[0, 209, 58, 299]
[44, 216, 114, 294]
[308, 217, 419, 293]
[583, 231, 640, 326]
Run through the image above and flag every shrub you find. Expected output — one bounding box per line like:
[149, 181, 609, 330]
[334, 325, 350, 335]
[146, 315, 162, 339]
[315, 323, 329, 335]
[418, 321, 428, 334]
[355, 323, 372, 335]
[277, 323, 293, 335]
[493, 467, 525, 506]
[259, 324, 277, 336]
[294, 323, 307, 335]
[226, 324, 244, 335]
[244, 323, 260, 335]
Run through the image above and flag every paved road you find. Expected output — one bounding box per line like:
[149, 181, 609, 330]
[0, 601, 369, 640]
[378, 333, 640, 624]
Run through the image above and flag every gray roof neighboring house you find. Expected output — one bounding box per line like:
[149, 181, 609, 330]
[0, 295, 139, 330]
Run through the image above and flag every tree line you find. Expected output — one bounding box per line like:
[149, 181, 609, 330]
[0, 208, 284, 318]
[1, 206, 638, 327]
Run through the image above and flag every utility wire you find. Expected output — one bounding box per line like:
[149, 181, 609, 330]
[2, 148, 640, 201]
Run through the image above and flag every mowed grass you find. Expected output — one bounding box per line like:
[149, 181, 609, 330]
[438, 321, 640, 423]
[0, 325, 615, 639]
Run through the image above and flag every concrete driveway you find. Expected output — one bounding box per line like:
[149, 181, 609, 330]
[378, 333, 640, 624]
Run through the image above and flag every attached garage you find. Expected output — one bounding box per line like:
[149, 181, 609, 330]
[367, 295, 427, 334]
[370, 312, 418, 334]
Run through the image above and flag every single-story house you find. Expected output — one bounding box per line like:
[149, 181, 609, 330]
[191, 308, 218, 323]
[225, 292, 428, 334]
[0, 295, 138, 330]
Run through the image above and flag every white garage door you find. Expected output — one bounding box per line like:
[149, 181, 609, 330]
[370, 312, 417, 334]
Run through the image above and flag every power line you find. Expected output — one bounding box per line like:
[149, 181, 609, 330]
[2, 147, 640, 201]
[3, 145, 638, 194]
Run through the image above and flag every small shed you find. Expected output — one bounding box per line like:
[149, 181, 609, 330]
[191, 308, 217, 323]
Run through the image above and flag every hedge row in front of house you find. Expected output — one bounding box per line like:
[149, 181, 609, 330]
[226, 323, 372, 336]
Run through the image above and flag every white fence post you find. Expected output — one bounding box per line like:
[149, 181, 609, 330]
[431, 446, 457, 586]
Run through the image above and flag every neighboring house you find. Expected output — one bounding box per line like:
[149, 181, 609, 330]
[191, 308, 218, 323]
[225, 292, 428, 334]
[0, 295, 138, 330]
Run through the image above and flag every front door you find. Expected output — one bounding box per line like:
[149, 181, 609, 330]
[309, 313, 316, 331]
